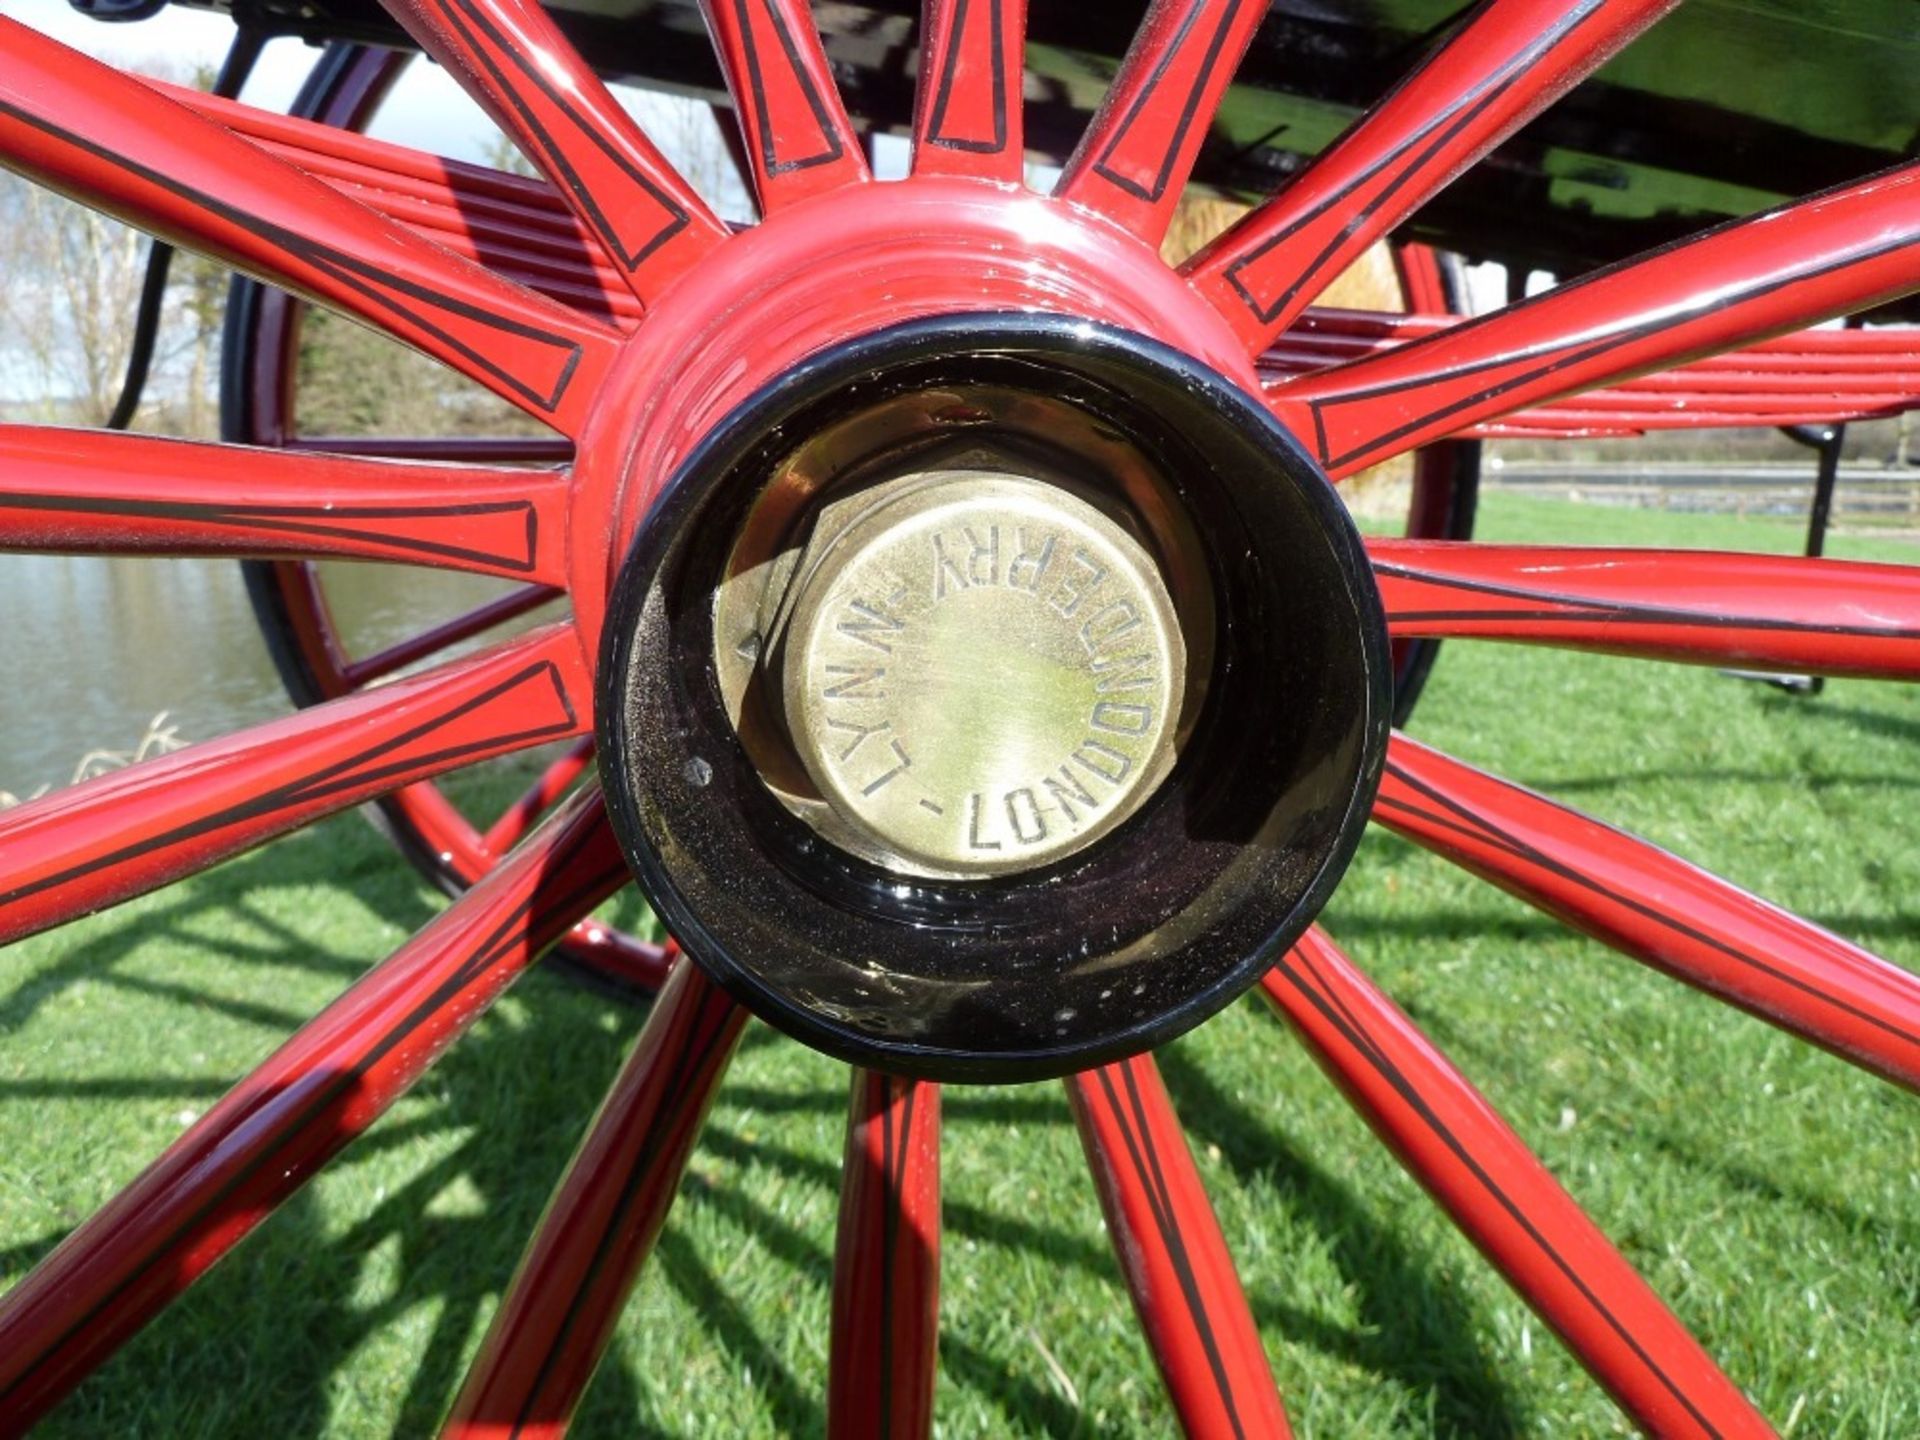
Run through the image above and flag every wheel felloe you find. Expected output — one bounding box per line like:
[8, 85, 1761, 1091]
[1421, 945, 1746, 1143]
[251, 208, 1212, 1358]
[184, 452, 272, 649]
[597, 314, 1390, 1082]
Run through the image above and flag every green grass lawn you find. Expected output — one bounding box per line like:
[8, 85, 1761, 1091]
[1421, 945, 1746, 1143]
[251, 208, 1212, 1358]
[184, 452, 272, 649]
[3, 495, 1917, 1438]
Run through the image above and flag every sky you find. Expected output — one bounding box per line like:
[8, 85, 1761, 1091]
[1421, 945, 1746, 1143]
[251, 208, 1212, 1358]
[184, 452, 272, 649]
[12, 0, 507, 162]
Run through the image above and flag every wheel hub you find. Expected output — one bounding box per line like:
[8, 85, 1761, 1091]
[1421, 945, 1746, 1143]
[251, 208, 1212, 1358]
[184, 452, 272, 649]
[596, 315, 1390, 1082]
[772, 463, 1187, 878]
[563, 179, 1257, 652]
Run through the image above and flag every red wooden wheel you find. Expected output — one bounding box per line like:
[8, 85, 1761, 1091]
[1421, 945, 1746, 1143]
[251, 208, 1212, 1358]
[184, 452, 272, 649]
[221, 43, 1476, 998]
[0, 0, 1916, 1434]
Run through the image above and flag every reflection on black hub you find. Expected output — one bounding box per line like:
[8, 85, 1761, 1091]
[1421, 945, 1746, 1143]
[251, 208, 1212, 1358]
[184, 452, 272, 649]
[598, 314, 1388, 1082]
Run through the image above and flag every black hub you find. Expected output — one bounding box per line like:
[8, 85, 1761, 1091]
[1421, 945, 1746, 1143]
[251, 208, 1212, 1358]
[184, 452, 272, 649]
[598, 314, 1388, 1082]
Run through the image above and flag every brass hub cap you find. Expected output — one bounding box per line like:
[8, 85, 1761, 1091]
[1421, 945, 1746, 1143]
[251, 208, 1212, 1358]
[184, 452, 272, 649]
[778, 470, 1185, 876]
[596, 315, 1390, 1082]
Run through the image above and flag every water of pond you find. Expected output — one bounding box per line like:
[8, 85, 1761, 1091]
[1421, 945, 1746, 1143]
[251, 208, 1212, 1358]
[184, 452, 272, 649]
[0, 554, 525, 801]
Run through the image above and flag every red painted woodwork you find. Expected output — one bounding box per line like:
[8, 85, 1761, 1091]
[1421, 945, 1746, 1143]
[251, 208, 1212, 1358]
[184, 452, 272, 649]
[696, 0, 870, 212]
[442, 961, 745, 1439]
[1384, 242, 1479, 701]
[1373, 540, 1920, 679]
[3, 0, 1917, 1429]
[1266, 325, 1920, 435]
[344, 585, 564, 686]
[912, 0, 1027, 184]
[1377, 736, 1920, 1091]
[201, 43, 667, 995]
[1272, 164, 1920, 476]
[1067, 1056, 1293, 1439]
[0, 19, 617, 436]
[162, 81, 1920, 439]
[0, 425, 568, 584]
[828, 1071, 942, 1440]
[1261, 928, 1774, 1439]
[289, 436, 576, 463]
[0, 624, 589, 947]
[382, 0, 726, 301]
[0, 790, 628, 1433]
[165, 79, 644, 326]
[1055, 0, 1271, 246]
[483, 738, 598, 856]
[1189, 0, 1681, 347]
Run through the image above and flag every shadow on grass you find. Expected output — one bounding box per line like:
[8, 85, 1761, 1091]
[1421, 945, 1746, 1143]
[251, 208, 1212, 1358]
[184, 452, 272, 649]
[1, 814, 667, 1436]
[3, 810, 1588, 1438]
[0, 820, 441, 1039]
[1758, 695, 1920, 750]
[25, 977, 651, 1436]
[1157, 1047, 1533, 1439]
[1643, 1127, 1920, 1275]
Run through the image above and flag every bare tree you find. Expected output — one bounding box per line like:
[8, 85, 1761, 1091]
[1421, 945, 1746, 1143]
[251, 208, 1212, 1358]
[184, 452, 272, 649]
[0, 56, 225, 434]
[0, 181, 149, 425]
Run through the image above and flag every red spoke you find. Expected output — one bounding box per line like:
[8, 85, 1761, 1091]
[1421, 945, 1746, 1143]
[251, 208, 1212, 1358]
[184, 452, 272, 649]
[169, 83, 642, 323]
[172, 82, 591, 233]
[912, 0, 1027, 184]
[1261, 928, 1775, 1439]
[345, 584, 564, 686]
[482, 737, 598, 856]
[315, 180, 644, 321]
[1378, 735, 1920, 1091]
[0, 427, 568, 585]
[0, 790, 627, 1433]
[1189, 0, 1680, 348]
[1054, 0, 1270, 246]
[1261, 306, 1920, 371]
[0, 624, 588, 946]
[379, 766, 671, 991]
[289, 437, 574, 464]
[698, 0, 870, 213]
[1270, 164, 1920, 478]
[442, 961, 746, 1438]
[1066, 1055, 1293, 1438]
[381, 0, 727, 301]
[828, 1071, 941, 1440]
[1372, 540, 1920, 680]
[0, 21, 616, 436]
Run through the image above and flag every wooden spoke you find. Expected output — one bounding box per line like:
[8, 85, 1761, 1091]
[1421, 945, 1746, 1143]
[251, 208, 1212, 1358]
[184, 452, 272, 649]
[828, 1071, 942, 1439]
[912, 0, 1027, 183]
[1054, 0, 1270, 246]
[441, 962, 746, 1437]
[381, 0, 727, 300]
[1270, 164, 1920, 478]
[1067, 1055, 1294, 1437]
[482, 737, 598, 856]
[0, 426, 568, 584]
[1372, 540, 1920, 679]
[0, 20, 617, 436]
[1377, 735, 1920, 1091]
[1263, 927, 1775, 1439]
[697, 0, 870, 212]
[0, 624, 588, 946]
[0, 791, 627, 1433]
[1189, 0, 1680, 348]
